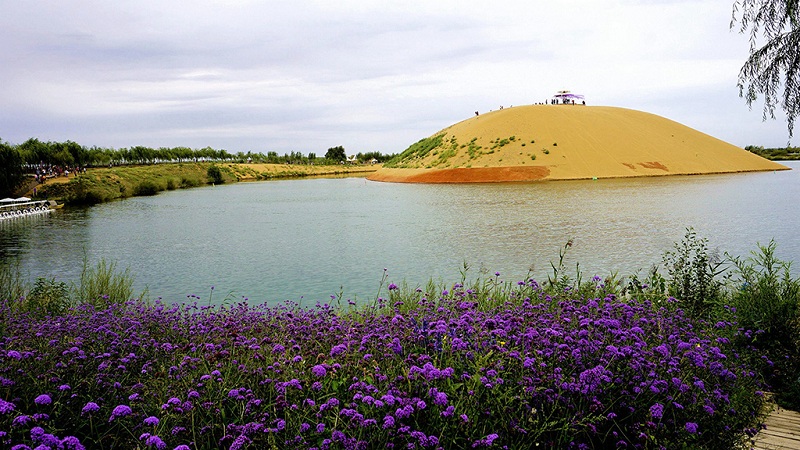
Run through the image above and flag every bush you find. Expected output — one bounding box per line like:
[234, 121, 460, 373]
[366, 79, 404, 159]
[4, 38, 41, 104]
[723, 241, 800, 408]
[207, 165, 224, 184]
[133, 181, 159, 196]
[180, 176, 201, 188]
[663, 228, 726, 319]
[71, 189, 105, 205]
[20, 277, 71, 316]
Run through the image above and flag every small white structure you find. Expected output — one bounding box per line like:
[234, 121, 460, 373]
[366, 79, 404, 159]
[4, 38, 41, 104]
[553, 90, 585, 104]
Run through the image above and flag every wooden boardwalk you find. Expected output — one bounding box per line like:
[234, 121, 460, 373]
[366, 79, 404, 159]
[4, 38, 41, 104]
[754, 406, 800, 450]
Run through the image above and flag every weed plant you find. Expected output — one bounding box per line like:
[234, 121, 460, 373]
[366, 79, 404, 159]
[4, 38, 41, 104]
[663, 229, 727, 318]
[75, 258, 142, 308]
[0, 262, 26, 305]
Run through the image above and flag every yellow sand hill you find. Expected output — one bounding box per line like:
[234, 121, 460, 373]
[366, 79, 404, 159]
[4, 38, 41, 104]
[369, 105, 788, 183]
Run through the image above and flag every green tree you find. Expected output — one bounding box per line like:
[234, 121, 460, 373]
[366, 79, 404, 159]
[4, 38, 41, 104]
[732, 0, 800, 136]
[325, 146, 346, 162]
[18, 138, 50, 164]
[63, 140, 87, 166]
[0, 141, 25, 197]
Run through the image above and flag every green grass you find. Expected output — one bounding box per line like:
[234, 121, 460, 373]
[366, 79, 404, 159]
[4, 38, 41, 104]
[385, 134, 445, 168]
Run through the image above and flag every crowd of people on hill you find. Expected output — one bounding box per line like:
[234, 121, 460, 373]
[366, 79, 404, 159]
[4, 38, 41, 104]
[475, 96, 587, 115]
[30, 164, 86, 184]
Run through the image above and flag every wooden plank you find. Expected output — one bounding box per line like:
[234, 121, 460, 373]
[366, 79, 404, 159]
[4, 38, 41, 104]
[759, 430, 800, 441]
[754, 406, 800, 450]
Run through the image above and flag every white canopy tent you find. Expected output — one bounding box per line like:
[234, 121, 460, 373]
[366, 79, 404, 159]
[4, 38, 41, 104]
[553, 90, 585, 103]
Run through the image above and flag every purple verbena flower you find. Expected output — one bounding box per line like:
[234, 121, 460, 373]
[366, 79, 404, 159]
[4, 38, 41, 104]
[144, 416, 159, 426]
[109, 404, 132, 421]
[650, 403, 664, 419]
[0, 398, 16, 414]
[12, 415, 31, 426]
[330, 344, 347, 357]
[60, 435, 85, 450]
[81, 402, 99, 415]
[145, 434, 167, 449]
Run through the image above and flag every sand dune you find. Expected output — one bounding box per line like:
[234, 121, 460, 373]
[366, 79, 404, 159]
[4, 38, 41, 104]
[369, 105, 788, 183]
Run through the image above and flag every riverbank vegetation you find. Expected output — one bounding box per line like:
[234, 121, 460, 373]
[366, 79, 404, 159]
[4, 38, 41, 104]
[32, 162, 377, 206]
[744, 145, 800, 160]
[0, 138, 396, 198]
[32, 163, 217, 205]
[1, 231, 799, 449]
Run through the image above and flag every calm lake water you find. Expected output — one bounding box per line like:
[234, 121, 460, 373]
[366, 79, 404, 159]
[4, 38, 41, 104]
[2, 162, 799, 306]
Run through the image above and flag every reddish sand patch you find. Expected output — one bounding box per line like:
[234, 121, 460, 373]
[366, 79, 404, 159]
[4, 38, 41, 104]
[370, 166, 550, 183]
[638, 161, 669, 171]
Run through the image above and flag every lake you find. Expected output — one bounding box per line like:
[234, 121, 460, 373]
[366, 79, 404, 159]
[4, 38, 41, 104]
[2, 162, 799, 306]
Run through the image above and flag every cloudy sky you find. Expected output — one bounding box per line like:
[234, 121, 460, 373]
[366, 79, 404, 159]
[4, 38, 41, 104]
[0, 0, 792, 155]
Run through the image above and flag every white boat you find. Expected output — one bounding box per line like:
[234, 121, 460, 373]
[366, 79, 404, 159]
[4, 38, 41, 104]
[0, 197, 55, 221]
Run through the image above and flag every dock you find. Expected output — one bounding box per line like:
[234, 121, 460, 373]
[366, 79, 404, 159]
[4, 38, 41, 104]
[754, 406, 800, 450]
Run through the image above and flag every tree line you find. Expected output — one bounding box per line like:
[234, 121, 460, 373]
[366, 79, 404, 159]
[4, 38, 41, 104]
[1, 138, 394, 167]
[0, 137, 396, 197]
[744, 145, 800, 160]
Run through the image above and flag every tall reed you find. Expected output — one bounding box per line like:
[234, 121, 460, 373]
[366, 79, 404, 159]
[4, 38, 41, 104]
[74, 258, 145, 307]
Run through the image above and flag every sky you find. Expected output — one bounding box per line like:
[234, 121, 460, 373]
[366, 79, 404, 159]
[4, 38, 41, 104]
[0, 0, 793, 155]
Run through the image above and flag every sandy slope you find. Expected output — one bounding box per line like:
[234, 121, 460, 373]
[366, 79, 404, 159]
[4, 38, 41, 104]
[369, 105, 789, 183]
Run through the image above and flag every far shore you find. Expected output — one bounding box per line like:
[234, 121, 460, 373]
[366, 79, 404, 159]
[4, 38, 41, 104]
[29, 162, 379, 206]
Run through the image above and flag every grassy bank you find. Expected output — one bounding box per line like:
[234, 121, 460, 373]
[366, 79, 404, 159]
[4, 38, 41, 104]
[1, 232, 799, 449]
[33, 162, 378, 206]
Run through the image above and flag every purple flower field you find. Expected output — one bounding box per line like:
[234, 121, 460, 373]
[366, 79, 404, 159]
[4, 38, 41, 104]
[0, 279, 768, 449]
